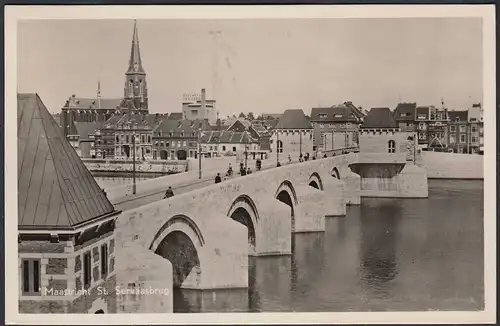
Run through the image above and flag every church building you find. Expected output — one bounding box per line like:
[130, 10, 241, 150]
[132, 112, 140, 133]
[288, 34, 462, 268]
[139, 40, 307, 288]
[60, 20, 149, 138]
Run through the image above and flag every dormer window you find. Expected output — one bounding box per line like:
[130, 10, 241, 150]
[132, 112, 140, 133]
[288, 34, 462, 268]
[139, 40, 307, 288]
[319, 114, 327, 119]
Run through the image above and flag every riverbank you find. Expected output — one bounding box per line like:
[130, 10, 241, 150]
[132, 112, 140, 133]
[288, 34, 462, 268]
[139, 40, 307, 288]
[417, 151, 483, 180]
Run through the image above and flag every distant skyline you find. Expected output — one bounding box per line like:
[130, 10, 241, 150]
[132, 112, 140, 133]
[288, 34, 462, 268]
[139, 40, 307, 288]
[18, 18, 483, 115]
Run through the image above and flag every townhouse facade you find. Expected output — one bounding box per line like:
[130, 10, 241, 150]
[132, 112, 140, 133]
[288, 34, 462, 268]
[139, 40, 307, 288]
[415, 106, 450, 149]
[310, 101, 365, 152]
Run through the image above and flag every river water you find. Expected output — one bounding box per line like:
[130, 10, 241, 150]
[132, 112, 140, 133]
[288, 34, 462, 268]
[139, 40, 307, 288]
[96, 177, 484, 312]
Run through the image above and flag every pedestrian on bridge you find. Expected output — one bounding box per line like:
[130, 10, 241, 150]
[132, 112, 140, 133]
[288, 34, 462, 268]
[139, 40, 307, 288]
[215, 173, 222, 184]
[164, 186, 174, 199]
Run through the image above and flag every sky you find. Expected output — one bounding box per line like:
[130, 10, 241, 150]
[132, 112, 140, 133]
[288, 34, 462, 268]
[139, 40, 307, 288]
[17, 18, 483, 116]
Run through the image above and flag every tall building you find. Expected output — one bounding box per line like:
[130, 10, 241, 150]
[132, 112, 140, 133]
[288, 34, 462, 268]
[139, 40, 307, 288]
[60, 20, 149, 137]
[182, 88, 217, 124]
[18, 94, 120, 313]
[393, 102, 417, 132]
[415, 105, 449, 149]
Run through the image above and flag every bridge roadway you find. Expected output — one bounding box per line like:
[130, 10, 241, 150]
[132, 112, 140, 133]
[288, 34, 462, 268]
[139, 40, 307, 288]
[110, 148, 358, 212]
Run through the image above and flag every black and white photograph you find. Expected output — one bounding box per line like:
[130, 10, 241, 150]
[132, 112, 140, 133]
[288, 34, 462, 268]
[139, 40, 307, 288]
[5, 5, 496, 324]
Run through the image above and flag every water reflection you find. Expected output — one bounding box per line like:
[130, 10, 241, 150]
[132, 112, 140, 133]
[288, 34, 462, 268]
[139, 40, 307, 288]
[358, 201, 401, 296]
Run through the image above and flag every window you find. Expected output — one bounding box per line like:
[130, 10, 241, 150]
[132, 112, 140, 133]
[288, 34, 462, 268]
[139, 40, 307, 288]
[125, 135, 130, 143]
[183, 141, 187, 147]
[83, 252, 92, 289]
[459, 125, 466, 133]
[141, 135, 146, 143]
[22, 259, 40, 295]
[277, 140, 283, 153]
[471, 125, 477, 133]
[146, 147, 151, 154]
[101, 244, 108, 278]
[450, 135, 456, 144]
[460, 134, 466, 143]
[388, 140, 396, 153]
[319, 114, 327, 119]
[406, 122, 412, 127]
[418, 114, 426, 120]
[450, 125, 456, 132]
[115, 135, 119, 143]
[222, 145, 226, 151]
[471, 136, 478, 143]
[232, 146, 237, 152]
[147, 135, 152, 143]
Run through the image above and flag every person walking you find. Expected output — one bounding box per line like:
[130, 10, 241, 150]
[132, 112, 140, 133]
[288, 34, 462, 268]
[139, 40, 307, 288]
[288, 154, 292, 163]
[215, 173, 222, 184]
[164, 186, 174, 199]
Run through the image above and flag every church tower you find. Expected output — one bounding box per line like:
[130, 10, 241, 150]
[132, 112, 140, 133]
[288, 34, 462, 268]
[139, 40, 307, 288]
[123, 20, 148, 113]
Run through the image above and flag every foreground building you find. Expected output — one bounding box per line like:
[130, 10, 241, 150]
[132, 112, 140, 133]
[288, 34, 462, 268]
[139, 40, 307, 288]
[200, 130, 260, 158]
[392, 102, 417, 132]
[18, 93, 120, 313]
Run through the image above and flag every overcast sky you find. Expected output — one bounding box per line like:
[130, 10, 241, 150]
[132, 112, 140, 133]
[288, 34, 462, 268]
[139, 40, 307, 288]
[17, 18, 482, 115]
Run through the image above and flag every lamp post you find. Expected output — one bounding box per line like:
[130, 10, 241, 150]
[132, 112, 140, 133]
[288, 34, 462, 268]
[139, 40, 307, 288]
[132, 128, 136, 195]
[197, 128, 203, 179]
[244, 127, 248, 170]
[276, 130, 280, 165]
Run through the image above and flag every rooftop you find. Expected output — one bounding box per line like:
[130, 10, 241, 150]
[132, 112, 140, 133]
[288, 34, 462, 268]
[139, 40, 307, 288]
[275, 109, 312, 129]
[18, 93, 116, 230]
[361, 107, 398, 129]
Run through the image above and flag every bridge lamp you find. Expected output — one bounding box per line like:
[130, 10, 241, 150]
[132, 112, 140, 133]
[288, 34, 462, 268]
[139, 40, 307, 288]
[131, 123, 137, 195]
[244, 127, 249, 170]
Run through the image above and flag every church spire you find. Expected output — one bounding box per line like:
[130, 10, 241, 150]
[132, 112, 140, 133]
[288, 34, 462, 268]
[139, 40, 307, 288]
[97, 77, 101, 109]
[127, 20, 145, 74]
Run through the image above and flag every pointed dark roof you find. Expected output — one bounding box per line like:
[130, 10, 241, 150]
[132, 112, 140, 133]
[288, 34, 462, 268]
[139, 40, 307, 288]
[448, 110, 468, 122]
[275, 109, 312, 129]
[361, 107, 398, 129]
[18, 94, 116, 230]
[127, 20, 145, 74]
[393, 102, 417, 121]
[310, 105, 360, 122]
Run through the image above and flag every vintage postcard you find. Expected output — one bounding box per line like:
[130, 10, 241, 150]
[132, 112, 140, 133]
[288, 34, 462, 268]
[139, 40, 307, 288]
[5, 4, 496, 325]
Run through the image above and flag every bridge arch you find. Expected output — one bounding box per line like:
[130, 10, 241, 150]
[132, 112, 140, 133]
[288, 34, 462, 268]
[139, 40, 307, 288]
[149, 215, 204, 288]
[331, 167, 340, 179]
[275, 180, 298, 233]
[308, 172, 324, 190]
[227, 195, 259, 255]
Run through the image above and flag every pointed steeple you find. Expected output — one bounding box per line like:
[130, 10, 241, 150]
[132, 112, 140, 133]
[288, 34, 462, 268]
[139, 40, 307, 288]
[97, 77, 101, 109]
[127, 20, 145, 74]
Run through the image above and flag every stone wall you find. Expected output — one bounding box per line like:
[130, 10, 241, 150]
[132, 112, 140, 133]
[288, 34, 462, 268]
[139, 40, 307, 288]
[83, 159, 188, 175]
[418, 151, 483, 179]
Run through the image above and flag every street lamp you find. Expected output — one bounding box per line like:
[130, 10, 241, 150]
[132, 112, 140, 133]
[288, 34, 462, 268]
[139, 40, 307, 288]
[132, 126, 137, 195]
[198, 128, 202, 179]
[244, 127, 249, 170]
[276, 130, 280, 165]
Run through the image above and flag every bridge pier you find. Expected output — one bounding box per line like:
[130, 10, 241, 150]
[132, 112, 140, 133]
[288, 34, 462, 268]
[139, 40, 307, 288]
[253, 198, 292, 256]
[179, 215, 249, 290]
[294, 185, 327, 232]
[321, 177, 347, 217]
[340, 166, 361, 205]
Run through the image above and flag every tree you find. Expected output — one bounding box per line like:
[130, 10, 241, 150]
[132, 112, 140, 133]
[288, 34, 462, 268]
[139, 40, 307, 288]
[238, 112, 246, 118]
[247, 112, 255, 120]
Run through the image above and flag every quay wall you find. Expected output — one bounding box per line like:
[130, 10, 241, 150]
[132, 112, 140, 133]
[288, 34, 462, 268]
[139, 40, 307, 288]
[418, 151, 483, 179]
[83, 159, 188, 174]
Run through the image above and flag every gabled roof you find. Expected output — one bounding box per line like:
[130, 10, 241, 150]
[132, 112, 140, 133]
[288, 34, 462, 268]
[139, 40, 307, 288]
[167, 112, 183, 120]
[226, 119, 252, 132]
[393, 102, 417, 121]
[18, 94, 116, 230]
[74, 122, 103, 139]
[361, 107, 398, 129]
[310, 105, 360, 122]
[275, 109, 312, 129]
[200, 131, 258, 144]
[343, 101, 366, 119]
[448, 110, 468, 122]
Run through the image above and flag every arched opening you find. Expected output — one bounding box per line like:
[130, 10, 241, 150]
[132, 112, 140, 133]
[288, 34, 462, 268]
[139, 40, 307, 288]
[230, 207, 257, 254]
[277, 140, 283, 153]
[276, 190, 295, 233]
[176, 150, 187, 161]
[154, 230, 201, 289]
[331, 167, 340, 179]
[227, 195, 259, 255]
[94, 309, 105, 314]
[308, 172, 324, 190]
[160, 150, 168, 160]
[388, 140, 396, 153]
[309, 181, 319, 189]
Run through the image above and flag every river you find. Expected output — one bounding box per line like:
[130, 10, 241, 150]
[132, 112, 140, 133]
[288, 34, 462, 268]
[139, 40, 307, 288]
[95, 177, 484, 312]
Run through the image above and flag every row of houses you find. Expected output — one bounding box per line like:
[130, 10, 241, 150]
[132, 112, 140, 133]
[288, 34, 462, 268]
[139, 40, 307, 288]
[69, 112, 274, 160]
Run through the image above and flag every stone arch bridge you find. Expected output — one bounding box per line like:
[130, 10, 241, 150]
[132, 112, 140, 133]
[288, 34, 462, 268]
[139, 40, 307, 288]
[113, 153, 427, 312]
